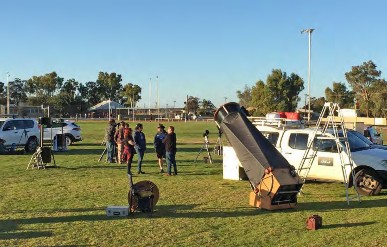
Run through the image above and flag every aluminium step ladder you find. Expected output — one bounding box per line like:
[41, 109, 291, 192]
[297, 102, 361, 205]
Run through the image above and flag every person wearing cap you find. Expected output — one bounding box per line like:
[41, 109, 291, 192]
[134, 123, 146, 174]
[154, 124, 167, 173]
[104, 119, 117, 163]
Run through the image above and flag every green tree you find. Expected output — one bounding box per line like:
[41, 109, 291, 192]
[0, 82, 6, 105]
[266, 69, 304, 112]
[236, 85, 252, 107]
[96, 72, 123, 102]
[84, 81, 101, 106]
[186, 96, 199, 113]
[122, 83, 142, 107]
[324, 82, 354, 108]
[198, 99, 216, 115]
[310, 97, 326, 113]
[9, 78, 28, 106]
[369, 79, 387, 117]
[26, 72, 64, 105]
[345, 60, 382, 117]
[250, 80, 271, 116]
[53, 79, 79, 116]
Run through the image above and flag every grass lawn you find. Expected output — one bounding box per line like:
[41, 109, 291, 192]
[1, 120, 387, 246]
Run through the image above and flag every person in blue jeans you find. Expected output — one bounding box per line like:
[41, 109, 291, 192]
[163, 126, 177, 176]
[134, 123, 146, 174]
[104, 119, 116, 163]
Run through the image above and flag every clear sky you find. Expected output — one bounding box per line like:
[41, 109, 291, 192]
[1, 0, 386, 108]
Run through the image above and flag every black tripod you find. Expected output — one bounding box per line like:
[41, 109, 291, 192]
[213, 129, 223, 155]
[194, 135, 213, 164]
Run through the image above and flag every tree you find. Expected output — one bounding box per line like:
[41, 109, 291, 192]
[324, 82, 354, 108]
[369, 79, 387, 117]
[310, 97, 326, 113]
[26, 72, 64, 105]
[84, 81, 101, 106]
[198, 99, 216, 115]
[53, 79, 79, 116]
[9, 78, 28, 106]
[122, 83, 142, 107]
[236, 85, 252, 107]
[250, 80, 271, 116]
[186, 96, 199, 113]
[96, 72, 123, 102]
[266, 69, 304, 112]
[345, 60, 382, 117]
[0, 82, 6, 105]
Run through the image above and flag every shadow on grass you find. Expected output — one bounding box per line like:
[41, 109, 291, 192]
[299, 198, 387, 211]
[323, 221, 376, 229]
[0, 231, 53, 240]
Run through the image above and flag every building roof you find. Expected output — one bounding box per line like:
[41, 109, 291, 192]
[89, 100, 124, 111]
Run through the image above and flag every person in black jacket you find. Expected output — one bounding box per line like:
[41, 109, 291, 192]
[154, 124, 166, 173]
[162, 126, 177, 176]
[134, 123, 146, 174]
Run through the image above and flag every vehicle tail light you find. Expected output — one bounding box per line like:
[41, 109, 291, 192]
[73, 127, 80, 131]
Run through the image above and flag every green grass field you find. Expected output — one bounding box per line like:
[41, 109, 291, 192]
[1, 120, 387, 247]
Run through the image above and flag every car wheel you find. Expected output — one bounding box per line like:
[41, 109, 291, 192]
[65, 135, 73, 146]
[25, 137, 38, 153]
[354, 169, 383, 196]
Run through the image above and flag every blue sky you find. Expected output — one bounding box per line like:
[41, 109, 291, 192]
[1, 0, 386, 108]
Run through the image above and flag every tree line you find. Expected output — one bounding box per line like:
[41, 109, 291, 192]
[236, 60, 387, 118]
[0, 71, 142, 117]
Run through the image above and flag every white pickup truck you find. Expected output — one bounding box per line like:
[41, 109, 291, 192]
[256, 125, 387, 196]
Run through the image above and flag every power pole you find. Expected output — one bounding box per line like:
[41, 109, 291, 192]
[301, 28, 315, 123]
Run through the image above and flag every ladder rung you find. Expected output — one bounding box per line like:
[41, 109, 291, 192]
[316, 136, 346, 140]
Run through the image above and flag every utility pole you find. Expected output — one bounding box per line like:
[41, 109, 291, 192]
[301, 28, 315, 123]
[6, 72, 10, 115]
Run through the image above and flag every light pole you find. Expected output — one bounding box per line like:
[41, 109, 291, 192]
[6, 72, 10, 115]
[224, 97, 228, 103]
[301, 28, 314, 123]
[149, 78, 152, 115]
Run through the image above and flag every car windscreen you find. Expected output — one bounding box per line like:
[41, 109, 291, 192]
[349, 131, 373, 145]
[339, 132, 370, 151]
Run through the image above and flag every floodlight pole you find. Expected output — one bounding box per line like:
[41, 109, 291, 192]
[6, 72, 10, 115]
[301, 28, 314, 123]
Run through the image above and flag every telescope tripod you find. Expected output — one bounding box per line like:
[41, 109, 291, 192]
[194, 138, 213, 164]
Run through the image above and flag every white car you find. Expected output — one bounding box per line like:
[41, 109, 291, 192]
[43, 120, 82, 146]
[0, 117, 40, 153]
[256, 125, 387, 196]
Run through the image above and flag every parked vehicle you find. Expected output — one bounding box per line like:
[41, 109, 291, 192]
[43, 120, 82, 146]
[0, 117, 40, 153]
[348, 130, 387, 150]
[364, 126, 383, 145]
[256, 125, 387, 196]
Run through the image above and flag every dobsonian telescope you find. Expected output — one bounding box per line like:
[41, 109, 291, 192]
[214, 102, 303, 210]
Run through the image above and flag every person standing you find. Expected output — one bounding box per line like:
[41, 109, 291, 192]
[104, 119, 116, 163]
[134, 123, 146, 174]
[163, 126, 177, 176]
[154, 124, 166, 173]
[114, 121, 125, 164]
[122, 127, 136, 175]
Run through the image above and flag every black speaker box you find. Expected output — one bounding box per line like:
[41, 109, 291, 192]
[41, 147, 52, 163]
